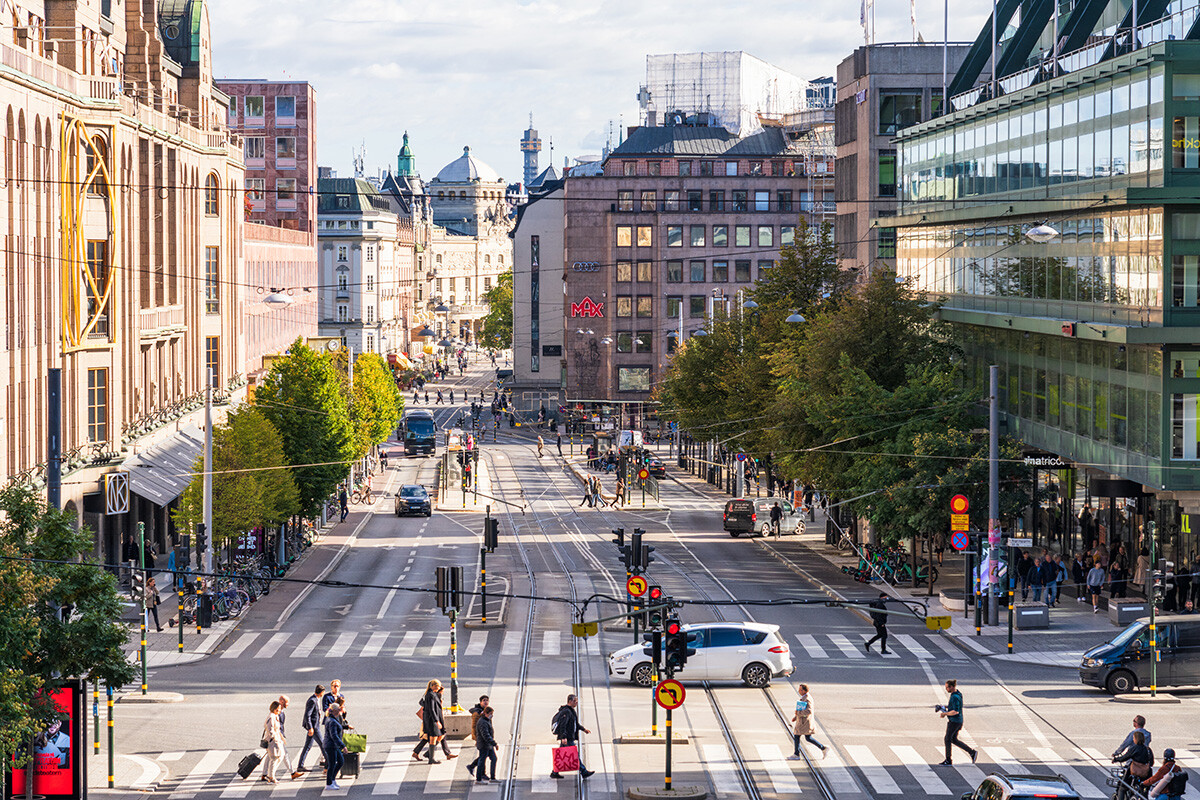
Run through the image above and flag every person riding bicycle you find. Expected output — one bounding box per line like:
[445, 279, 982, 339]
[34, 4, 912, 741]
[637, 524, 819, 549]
[769, 502, 783, 538]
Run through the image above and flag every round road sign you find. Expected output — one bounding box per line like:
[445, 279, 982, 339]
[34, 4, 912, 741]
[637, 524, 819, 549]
[951, 530, 970, 551]
[950, 494, 970, 514]
[638, 468, 649, 480]
[736, 452, 747, 462]
[655, 679, 686, 710]
[627, 575, 648, 597]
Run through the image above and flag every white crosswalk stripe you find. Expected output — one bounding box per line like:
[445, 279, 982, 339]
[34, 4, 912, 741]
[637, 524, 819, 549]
[795, 633, 829, 658]
[501, 631, 522, 655]
[844, 744, 902, 794]
[542, 630, 561, 656]
[1029, 747, 1107, 798]
[531, 745, 556, 793]
[890, 745, 950, 794]
[220, 633, 259, 659]
[466, 631, 489, 656]
[255, 632, 291, 659]
[373, 742, 412, 794]
[429, 631, 450, 656]
[983, 746, 1030, 774]
[425, 743, 461, 793]
[360, 632, 389, 658]
[290, 632, 324, 658]
[858, 633, 900, 658]
[169, 749, 230, 798]
[757, 743, 803, 794]
[820, 748, 864, 795]
[891, 634, 933, 660]
[395, 630, 422, 657]
[927, 634, 968, 659]
[702, 744, 744, 796]
[325, 632, 356, 658]
[829, 634, 867, 659]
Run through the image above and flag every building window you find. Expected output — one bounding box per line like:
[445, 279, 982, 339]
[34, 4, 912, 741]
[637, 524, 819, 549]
[639, 190, 656, 212]
[700, 161, 714, 176]
[366, 306, 374, 323]
[713, 260, 729, 282]
[245, 95, 264, 120]
[1173, 117, 1200, 169]
[735, 226, 751, 247]
[748, 161, 763, 176]
[687, 190, 702, 212]
[277, 179, 297, 206]
[616, 226, 633, 247]
[366, 275, 374, 291]
[757, 226, 773, 247]
[338, 245, 348, 261]
[203, 173, 219, 215]
[616, 296, 633, 317]
[664, 190, 680, 211]
[735, 260, 752, 282]
[637, 226, 653, 247]
[617, 190, 634, 212]
[245, 136, 265, 161]
[366, 245, 375, 262]
[276, 137, 297, 162]
[1172, 394, 1200, 459]
[637, 261, 653, 282]
[85, 240, 109, 332]
[709, 190, 724, 211]
[617, 332, 633, 353]
[204, 246, 219, 313]
[623, 161, 637, 176]
[666, 261, 683, 282]
[878, 151, 898, 197]
[689, 296, 706, 317]
[754, 190, 770, 211]
[648, 161, 661, 176]
[667, 226, 683, 247]
[878, 227, 897, 258]
[879, 92, 921, 134]
[246, 178, 265, 205]
[713, 225, 728, 246]
[87, 368, 108, 443]
[636, 297, 653, 317]
[777, 191, 793, 212]
[781, 225, 795, 245]
[725, 161, 738, 176]
[732, 190, 748, 212]
[757, 259, 775, 278]
[276, 95, 296, 119]
[689, 260, 705, 282]
[205, 336, 220, 388]
[616, 261, 632, 282]
[227, 96, 237, 123]
[1172, 255, 1200, 307]
[338, 304, 348, 322]
[678, 161, 692, 176]
[484, 276, 492, 290]
[338, 274, 348, 294]
[666, 296, 682, 318]
[618, 367, 651, 392]
[689, 225, 705, 247]
[636, 331, 653, 353]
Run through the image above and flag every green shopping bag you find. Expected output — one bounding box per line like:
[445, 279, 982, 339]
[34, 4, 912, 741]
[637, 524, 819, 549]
[343, 732, 367, 754]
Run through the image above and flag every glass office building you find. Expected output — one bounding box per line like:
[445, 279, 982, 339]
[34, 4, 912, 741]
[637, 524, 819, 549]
[895, 2, 1200, 570]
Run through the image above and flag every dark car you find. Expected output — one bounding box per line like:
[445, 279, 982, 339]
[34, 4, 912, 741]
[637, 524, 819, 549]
[723, 498, 757, 536]
[1080, 614, 1200, 694]
[394, 484, 432, 517]
[646, 457, 666, 479]
[961, 773, 1080, 800]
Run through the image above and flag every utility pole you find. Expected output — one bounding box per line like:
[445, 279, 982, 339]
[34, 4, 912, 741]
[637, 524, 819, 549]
[203, 367, 214, 581]
[138, 521, 148, 694]
[47, 368, 61, 509]
[988, 364, 1001, 626]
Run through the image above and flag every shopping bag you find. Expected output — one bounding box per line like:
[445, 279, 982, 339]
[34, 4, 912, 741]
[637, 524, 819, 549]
[551, 745, 580, 773]
[343, 732, 367, 754]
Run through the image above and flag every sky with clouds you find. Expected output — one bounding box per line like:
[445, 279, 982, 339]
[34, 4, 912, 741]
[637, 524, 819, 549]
[207, 0, 991, 185]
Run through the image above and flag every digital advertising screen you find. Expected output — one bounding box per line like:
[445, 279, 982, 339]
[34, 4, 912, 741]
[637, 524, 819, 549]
[7, 681, 85, 800]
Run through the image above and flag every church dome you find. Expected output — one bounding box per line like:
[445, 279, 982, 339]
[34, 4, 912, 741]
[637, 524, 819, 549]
[433, 146, 502, 184]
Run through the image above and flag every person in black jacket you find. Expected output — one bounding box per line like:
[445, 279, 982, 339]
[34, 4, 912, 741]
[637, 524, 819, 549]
[550, 694, 594, 779]
[465, 696, 490, 775]
[412, 680, 450, 764]
[323, 705, 346, 790]
[1016, 551, 1034, 600]
[474, 706, 498, 783]
[864, 592, 890, 654]
[1071, 553, 1088, 603]
[295, 685, 325, 775]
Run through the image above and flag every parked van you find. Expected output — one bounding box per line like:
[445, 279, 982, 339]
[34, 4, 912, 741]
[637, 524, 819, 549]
[723, 498, 805, 537]
[1079, 614, 1200, 694]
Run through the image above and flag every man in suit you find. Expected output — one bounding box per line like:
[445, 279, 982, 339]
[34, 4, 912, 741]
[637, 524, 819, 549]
[294, 685, 325, 776]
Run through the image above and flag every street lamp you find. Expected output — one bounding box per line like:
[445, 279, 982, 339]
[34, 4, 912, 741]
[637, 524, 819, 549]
[785, 309, 806, 324]
[263, 287, 294, 307]
[1025, 222, 1060, 243]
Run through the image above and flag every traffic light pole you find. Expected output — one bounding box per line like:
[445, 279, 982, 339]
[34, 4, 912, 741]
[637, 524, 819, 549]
[1149, 521, 1158, 697]
[449, 608, 460, 711]
[138, 521, 147, 695]
[480, 546, 487, 624]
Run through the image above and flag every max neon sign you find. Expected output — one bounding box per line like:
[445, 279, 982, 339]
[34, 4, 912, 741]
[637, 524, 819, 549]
[571, 296, 605, 318]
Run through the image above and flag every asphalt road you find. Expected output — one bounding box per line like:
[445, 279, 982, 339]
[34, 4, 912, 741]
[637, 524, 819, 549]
[100, 361, 1200, 800]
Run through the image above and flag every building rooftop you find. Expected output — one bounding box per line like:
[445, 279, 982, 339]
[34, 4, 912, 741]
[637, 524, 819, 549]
[609, 125, 791, 158]
[431, 146, 503, 184]
[317, 178, 391, 214]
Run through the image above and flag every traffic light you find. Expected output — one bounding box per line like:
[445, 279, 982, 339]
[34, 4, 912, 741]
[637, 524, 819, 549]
[630, 529, 643, 566]
[647, 585, 664, 628]
[612, 528, 625, 548]
[484, 517, 499, 551]
[195, 524, 207, 559]
[641, 544, 655, 571]
[642, 630, 662, 665]
[664, 618, 694, 672]
[130, 568, 145, 596]
[619, 544, 633, 571]
[436, 565, 463, 612]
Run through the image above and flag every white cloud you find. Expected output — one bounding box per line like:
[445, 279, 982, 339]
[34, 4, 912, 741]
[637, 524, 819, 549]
[207, 0, 992, 181]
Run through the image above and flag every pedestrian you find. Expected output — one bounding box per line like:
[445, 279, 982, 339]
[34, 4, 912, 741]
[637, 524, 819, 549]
[614, 478, 626, 507]
[1110, 557, 1129, 598]
[413, 389, 419, 404]
[412, 679, 450, 764]
[425, 391, 430, 404]
[1134, 547, 1151, 594]
[557, 434, 563, 456]
[1087, 559, 1107, 612]
[1042, 554, 1061, 607]
[1072, 552, 1088, 603]
[1079, 504, 1095, 549]
[338, 488, 349, 523]
[1016, 551, 1033, 600]
[474, 706, 498, 784]
[321, 679, 344, 721]
[323, 705, 346, 791]
[1142, 748, 1187, 799]
[579, 479, 592, 508]
[770, 502, 783, 539]
[864, 592, 890, 654]
[936, 679, 977, 766]
[380, 448, 389, 468]
[1029, 555, 1047, 602]
[932, 532, 946, 566]
[789, 685, 827, 760]
[1114, 730, 1153, 783]
[295, 685, 325, 775]
[550, 694, 594, 779]
[465, 696, 490, 775]
[275, 694, 294, 777]
[450, 389, 455, 404]
[261, 700, 285, 783]
[537, 435, 545, 458]
[436, 390, 443, 405]
[145, 577, 163, 632]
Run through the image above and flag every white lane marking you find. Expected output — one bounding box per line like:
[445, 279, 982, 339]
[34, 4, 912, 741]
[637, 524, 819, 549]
[950, 761, 988, 789]
[956, 636, 990, 655]
[927, 635, 968, 659]
[984, 747, 1030, 774]
[193, 633, 223, 655]
[828, 634, 866, 659]
[255, 632, 291, 659]
[818, 748, 864, 795]
[542, 631, 561, 656]
[325, 632, 357, 658]
[372, 742, 411, 794]
[531, 745, 556, 793]
[170, 749, 231, 798]
[466, 631, 488, 656]
[756, 743, 803, 794]
[395, 631, 422, 657]
[361, 632, 390, 659]
[377, 588, 399, 620]
[892, 634, 934, 660]
[859, 633, 899, 658]
[795, 634, 828, 659]
[890, 745, 950, 794]
[278, 502, 378, 626]
[844, 744, 901, 794]
[159, 752, 185, 761]
[425, 742, 460, 793]
[500, 631, 522, 655]
[429, 631, 450, 656]
[125, 753, 164, 789]
[702, 744, 743, 796]
[219, 633, 259, 659]
[290, 633, 324, 659]
[1029, 747, 1106, 798]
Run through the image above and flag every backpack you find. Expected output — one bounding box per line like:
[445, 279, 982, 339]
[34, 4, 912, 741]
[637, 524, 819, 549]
[551, 707, 566, 736]
[1166, 769, 1189, 796]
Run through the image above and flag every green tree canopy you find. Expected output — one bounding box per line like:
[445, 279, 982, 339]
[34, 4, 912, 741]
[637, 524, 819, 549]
[0, 484, 134, 760]
[480, 271, 513, 349]
[342, 352, 404, 458]
[256, 340, 355, 516]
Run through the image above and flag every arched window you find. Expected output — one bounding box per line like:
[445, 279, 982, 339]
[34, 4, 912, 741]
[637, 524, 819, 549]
[204, 173, 219, 215]
[484, 255, 490, 264]
[437, 191, 444, 199]
[435, 254, 442, 264]
[86, 135, 108, 195]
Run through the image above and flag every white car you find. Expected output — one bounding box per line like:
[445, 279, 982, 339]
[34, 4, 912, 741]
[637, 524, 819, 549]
[608, 622, 793, 688]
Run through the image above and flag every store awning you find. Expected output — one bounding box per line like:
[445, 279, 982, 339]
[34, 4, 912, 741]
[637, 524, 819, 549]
[122, 425, 204, 506]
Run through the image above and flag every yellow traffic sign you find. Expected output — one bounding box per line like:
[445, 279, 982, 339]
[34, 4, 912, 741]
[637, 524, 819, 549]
[655, 679, 685, 710]
[926, 615, 952, 631]
[627, 575, 648, 597]
[950, 513, 970, 529]
[571, 622, 599, 638]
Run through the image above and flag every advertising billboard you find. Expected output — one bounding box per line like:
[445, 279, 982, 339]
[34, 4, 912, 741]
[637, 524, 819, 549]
[7, 681, 85, 800]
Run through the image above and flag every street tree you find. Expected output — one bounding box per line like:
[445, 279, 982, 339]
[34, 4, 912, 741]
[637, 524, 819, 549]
[343, 352, 405, 458]
[0, 484, 134, 763]
[256, 340, 355, 517]
[748, 220, 853, 314]
[480, 271, 513, 348]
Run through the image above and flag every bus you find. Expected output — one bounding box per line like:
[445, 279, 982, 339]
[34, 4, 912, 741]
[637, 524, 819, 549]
[402, 411, 437, 456]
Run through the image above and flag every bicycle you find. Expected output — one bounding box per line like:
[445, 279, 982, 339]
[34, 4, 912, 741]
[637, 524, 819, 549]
[351, 482, 375, 505]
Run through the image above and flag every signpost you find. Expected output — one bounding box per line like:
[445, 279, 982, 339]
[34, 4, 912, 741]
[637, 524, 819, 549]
[638, 467, 649, 507]
[655, 679, 685, 710]
[627, 575, 647, 597]
[950, 495, 972, 625]
[950, 530, 970, 551]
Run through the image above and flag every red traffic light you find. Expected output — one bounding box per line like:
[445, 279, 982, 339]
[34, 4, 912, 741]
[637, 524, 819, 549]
[649, 586, 663, 600]
[665, 620, 681, 635]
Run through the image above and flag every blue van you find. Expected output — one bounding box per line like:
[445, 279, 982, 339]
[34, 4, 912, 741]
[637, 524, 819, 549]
[1079, 614, 1200, 694]
[402, 411, 437, 456]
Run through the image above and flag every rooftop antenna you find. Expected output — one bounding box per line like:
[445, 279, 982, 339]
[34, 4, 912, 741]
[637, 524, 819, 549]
[619, 113, 624, 144]
[353, 141, 365, 179]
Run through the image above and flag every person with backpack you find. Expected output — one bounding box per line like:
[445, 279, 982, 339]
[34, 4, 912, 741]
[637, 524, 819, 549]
[550, 694, 594, 779]
[864, 592, 890, 654]
[464, 696, 489, 775]
[1143, 748, 1188, 799]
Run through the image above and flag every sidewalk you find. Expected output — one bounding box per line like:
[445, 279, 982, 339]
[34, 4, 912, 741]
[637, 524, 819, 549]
[435, 456, 493, 511]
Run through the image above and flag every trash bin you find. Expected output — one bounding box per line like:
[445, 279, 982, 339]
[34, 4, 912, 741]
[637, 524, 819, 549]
[1014, 601, 1050, 629]
[198, 594, 214, 629]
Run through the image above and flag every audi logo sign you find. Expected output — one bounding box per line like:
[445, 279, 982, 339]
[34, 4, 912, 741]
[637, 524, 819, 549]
[572, 262, 601, 272]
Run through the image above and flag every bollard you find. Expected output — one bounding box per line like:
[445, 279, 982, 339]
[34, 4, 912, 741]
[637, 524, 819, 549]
[93, 679, 100, 754]
[178, 574, 184, 653]
[106, 684, 114, 788]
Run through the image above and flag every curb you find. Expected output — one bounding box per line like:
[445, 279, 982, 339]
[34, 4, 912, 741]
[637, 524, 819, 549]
[628, 785, 707, 800]
[1111, 693, 1180, 704]
[117, 691, 185, 704]
[615, 732, 690, 744]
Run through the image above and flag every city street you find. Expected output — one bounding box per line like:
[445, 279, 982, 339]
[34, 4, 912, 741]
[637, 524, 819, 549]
[92, 365, 1200, 800]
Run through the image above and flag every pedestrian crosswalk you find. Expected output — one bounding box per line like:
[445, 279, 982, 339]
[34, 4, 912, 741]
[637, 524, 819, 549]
[217, 628, 602, 662]
[792, 632, 967, 661]
[157, 739, 1139, 799]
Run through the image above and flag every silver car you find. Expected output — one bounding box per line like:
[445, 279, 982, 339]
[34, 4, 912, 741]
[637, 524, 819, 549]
[608, 621, 793, 688]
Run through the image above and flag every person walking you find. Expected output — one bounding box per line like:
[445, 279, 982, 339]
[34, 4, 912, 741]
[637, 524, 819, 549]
[1029, 555, 1047, 602]
[770, 502, 783, 539]
[537, 435, 545, 458]
[1072, 552, 1088, 603]
[613, 478, 626, 507]
[425, 390, 430, 404]
[1088, 559, 1107, 612]
[1045, 555, 1064, 607]
[932, 532, 947, 566]
[1110, 557, 1129, 599]
[338, 489, 349, 523]
[450, 389, 456, 404]
[579, 479, 592, 508]
[275, 695, 295, 778]
[557, 434, 563, 457]
[322, 680, 344, 717]
[550, 694, 594, 779]
[474, 706, 498, 784]
[936, 679, 977, 766]
[413, 679, 448, 764]
[789, 685, 827, 760]
[864, 592, 890, 654]
[1017, 551, 1034, 600]
[145, 577, 163, 632]
[295, 685, 325, 775]
[261, 700, 285, 783]
[436, 390, 444, 405]
[465, 696, 490, 775]
[323, 705, 346, 791]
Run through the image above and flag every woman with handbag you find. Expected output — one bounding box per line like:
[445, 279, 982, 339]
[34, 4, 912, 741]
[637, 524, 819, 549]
[261, 701, 285, 783]
[1114, 730, 1153, 787]
[145, 577, 163, 632]
[412, 680, 453, 764]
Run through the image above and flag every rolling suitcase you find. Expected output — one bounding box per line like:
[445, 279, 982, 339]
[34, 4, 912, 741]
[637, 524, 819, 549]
[236, 751, 262, 779]
[341, 751, 361, 778]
